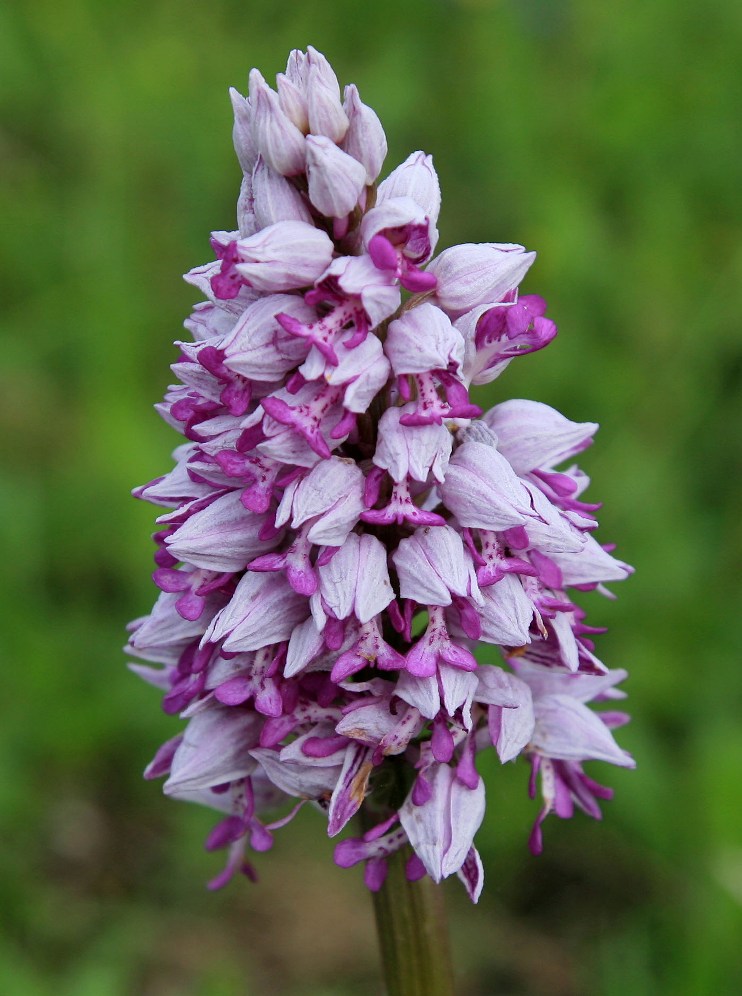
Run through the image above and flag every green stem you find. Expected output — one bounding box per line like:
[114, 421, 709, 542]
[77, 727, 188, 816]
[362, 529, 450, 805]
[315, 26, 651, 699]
[370, 845, 455, 996]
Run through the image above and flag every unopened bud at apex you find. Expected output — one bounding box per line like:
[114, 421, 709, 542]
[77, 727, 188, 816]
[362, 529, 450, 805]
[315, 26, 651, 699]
[342, 84, 387, 184]
[305, 135, 367, 218]
[249, 69, 306, 176]
[307, 64, 349, 142]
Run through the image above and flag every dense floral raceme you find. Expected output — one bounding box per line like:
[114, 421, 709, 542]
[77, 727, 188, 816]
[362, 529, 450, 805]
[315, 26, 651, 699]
[127, 47, 634, 900]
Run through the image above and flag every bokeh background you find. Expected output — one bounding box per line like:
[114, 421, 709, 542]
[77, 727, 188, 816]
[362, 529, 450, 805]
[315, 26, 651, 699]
[2, 0, 741, 993]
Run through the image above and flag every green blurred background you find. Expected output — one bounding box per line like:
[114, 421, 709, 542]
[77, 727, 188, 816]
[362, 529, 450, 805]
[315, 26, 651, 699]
[2, 0, 741, 992]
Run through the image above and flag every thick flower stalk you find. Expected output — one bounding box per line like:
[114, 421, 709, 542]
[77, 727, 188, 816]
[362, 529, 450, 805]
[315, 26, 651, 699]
[128, 47, 633, 904]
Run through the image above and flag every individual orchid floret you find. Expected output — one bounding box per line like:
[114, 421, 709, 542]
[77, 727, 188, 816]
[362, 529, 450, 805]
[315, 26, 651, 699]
[203, 571, 308, 653]
[274, 456, 364, 545]
[439, 434, 533, 531]
[363, 198, 439, 291]
[398, 762, 485, 887]
[455, 290, 557, 384]
[518, 661, 634, 852]
[278, 255, 400, 367]
[162, 490, 275, 573]
[130, 47, 632, 909]
[475, 294, 556, 356]
[530, 693, 634, 768]
[251, 373, 352, 456]
[260, 381, 348, 459]
[217, 293, 315, 383]
[460, 294, 559, 386]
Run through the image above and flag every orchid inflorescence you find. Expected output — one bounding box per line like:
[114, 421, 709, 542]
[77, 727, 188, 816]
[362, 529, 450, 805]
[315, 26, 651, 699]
[127, 47, 633, 901]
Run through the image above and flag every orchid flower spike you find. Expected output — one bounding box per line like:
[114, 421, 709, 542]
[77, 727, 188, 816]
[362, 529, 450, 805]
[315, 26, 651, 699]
[129, 47, 633, 902]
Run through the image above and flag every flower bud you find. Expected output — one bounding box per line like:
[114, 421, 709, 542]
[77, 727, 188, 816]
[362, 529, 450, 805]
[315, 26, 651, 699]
[377, 152, 441, 225]
[427, 243, 536, 318]
[342, 84, 387, 184]
[234, 220, 334, 292]
[305, 46, 341, 95]
[229, 87, 258, 174]
[305, 135, 366, 217]
[373, 406, 453, 483]
[385, 302, 464, 375]
[236, 175, 257, 238]
[252, 157, 313, 228]
[249, 69, 306, 176]
[284, 48, 309, 87]
[307, 64, 349, 141]
[276, 72, 309, 132]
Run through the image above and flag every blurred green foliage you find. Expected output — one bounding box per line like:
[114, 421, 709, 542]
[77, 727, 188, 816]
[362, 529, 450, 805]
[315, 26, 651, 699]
[1, 0, 741, 992]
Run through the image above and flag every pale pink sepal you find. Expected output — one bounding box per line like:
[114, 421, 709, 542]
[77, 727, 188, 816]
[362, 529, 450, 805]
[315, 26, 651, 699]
[203, 572, 308, 652]
[164, 706, 262, 793]
[484, 399, 598, 475]
[532, 695, 635, 768]
[250, 747, 343, 798]
[440, 439, 531, 531]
